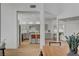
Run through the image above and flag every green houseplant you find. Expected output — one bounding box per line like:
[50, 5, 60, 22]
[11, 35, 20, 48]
[65, 34, 79, 54]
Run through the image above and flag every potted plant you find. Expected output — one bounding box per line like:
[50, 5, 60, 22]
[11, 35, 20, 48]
[65, 34, 79, 54]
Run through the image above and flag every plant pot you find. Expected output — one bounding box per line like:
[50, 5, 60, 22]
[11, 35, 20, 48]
[70, 47, 78, 54]
[74, 48, 78, 54]
[67, 48, 79, 56]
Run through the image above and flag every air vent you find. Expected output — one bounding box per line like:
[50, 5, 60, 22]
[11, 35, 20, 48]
[30, 5, 36, 8]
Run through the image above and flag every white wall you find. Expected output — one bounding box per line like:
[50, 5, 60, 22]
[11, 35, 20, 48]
[64, 20, 79, 36]
[1, 4, 18, 48]
[0, 3, 1, 42]
[1, 3, 41, 49]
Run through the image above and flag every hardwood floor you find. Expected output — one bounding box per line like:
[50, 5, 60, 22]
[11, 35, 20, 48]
[5, 40, 40, 56]
[4, 39, 54, 56]
[3, 39, 79, 56]
[43, 41, 79, 56]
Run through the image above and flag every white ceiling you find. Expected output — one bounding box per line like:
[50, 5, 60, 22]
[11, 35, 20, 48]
[44, 3, 79, 19]
[18, 11, 40, 24]
[18, 11, 56, 24]
[44, 3, 64, 16]
[18, 3, 79, 24]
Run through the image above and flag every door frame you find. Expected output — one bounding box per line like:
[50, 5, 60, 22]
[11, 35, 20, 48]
[16, 11, 40, 48]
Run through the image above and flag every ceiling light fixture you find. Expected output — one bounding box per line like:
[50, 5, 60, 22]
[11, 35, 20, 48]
[35, 22, 40, 24]
[28, 22, 33, 24]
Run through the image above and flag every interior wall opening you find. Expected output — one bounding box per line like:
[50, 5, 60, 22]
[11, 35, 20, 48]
[17, 11, 40, 53]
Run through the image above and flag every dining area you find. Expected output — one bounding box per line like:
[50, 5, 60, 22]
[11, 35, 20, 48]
[41, 41, 79, 56]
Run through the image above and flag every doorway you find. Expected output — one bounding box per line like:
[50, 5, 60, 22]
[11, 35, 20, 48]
[17, 11, 40, 55]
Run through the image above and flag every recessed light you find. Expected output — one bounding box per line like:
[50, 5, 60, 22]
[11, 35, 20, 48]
[28, 22, 33, 24]
[36, 22, 40, 24]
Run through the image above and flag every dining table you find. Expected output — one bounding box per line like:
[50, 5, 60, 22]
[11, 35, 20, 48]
[42, 44, 70, 56]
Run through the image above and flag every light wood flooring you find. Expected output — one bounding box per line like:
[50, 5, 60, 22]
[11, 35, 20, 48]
[5, 40, 40, 56]
[4, 39, 67, 56]
[2, 39, 78, 56]
[4, 39, 54, 56]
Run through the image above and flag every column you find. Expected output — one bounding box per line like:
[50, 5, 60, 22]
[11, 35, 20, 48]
[40, 4, 45, 49]
[57, 16, 59, 42]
